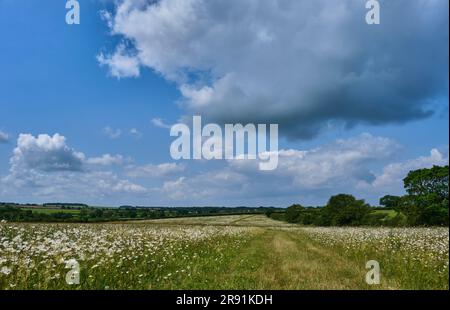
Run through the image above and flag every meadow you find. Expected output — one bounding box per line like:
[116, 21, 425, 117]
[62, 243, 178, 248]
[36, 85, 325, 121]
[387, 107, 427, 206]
[0, 215, 448, 290]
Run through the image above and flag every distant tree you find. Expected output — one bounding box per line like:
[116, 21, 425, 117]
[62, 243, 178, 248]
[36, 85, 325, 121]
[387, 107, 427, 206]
[285, 204, 304, 223]
[268, 212, 285, 221]
[129, 209, 137, 218]
[397, 194, 449, 226]
[93, 208, 104, 218]
[323, 194, 370, 226]
[379, 195, 401, 209]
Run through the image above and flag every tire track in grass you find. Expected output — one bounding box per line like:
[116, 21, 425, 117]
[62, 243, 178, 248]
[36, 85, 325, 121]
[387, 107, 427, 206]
[229, 214, 259, 225]
[220, 228, 400, 289]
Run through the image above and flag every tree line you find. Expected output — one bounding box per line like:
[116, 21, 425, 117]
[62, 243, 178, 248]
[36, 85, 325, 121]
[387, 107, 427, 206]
[0, 205, 282, 223]
[269, 165, 448, 227]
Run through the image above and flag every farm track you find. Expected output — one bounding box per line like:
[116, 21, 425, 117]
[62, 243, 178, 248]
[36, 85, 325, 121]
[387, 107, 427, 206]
[219, 229, 386, 289]
[110, 215, 447, 289]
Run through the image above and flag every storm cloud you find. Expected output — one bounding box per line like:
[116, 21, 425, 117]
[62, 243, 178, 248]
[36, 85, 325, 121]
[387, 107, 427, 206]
[99, 0, 448, 139]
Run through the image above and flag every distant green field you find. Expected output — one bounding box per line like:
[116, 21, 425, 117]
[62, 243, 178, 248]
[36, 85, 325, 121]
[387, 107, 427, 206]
[372, 209, 397, 218]
[20, 208, 81, 215]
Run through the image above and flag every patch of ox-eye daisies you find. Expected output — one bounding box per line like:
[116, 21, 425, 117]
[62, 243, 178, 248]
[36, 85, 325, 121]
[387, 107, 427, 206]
[0, 222, 253, 289]
[300, 226, 449, 288]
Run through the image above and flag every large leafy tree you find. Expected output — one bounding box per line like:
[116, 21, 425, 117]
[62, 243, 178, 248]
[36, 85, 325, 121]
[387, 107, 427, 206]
[323, 194, 370, 226]
[400, 165, 449, 226]
[285, 204, 305, 223]
[379, 195, 401, 209]
[403, 165, 449, 200]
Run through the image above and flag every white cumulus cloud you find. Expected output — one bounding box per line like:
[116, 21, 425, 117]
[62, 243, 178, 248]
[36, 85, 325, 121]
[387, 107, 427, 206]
[0, 134, 146, 201]
[370, 147, 449, 190]
[10, 133, 85, 173]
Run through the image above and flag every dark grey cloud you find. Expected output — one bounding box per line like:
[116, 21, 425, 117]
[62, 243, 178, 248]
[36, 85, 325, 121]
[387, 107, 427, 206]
[101, 0, 448, 139]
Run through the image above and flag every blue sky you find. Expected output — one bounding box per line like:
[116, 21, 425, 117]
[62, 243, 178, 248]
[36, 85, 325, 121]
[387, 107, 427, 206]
[0, 0, 448, 207]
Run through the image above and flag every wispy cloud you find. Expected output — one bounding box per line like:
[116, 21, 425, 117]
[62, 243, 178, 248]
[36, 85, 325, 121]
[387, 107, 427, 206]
[151, 118, 172, 129]
[102, 126, 122, 139]
[129, 128, 142, 139]
[86, 154, 124, 166]
[97, 43, 140, 79]
[0, 130, 9, 143]
[126, 162, 185, 178]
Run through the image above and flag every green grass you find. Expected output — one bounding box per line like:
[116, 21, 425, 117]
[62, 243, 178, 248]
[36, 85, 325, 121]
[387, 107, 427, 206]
[372, 209, 397, 218]
[20, 208, 81, 215]
[0, 215, 447, 290]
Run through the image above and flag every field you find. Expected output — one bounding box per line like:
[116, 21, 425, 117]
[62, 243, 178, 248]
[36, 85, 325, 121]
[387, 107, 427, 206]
[20, 208, 81, 215]
[372, 209, 398, 218]
[0, 215, 448, 290]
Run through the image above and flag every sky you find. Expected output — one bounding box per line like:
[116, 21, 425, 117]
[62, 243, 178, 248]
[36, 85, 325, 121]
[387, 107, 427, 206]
[0, 0, 448, 207]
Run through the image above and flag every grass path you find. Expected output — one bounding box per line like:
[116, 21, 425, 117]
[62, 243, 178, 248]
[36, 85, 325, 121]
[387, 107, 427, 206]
[141, 215, 442, 289]
[213, 228, 389, 290]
